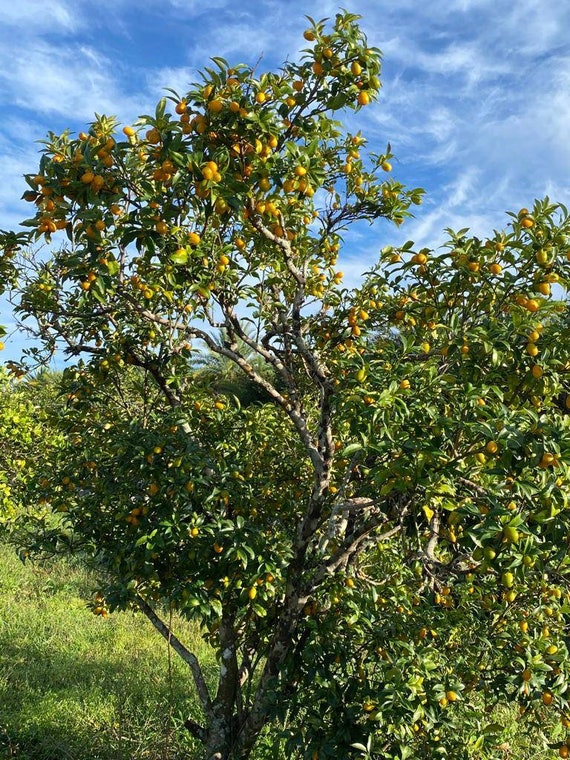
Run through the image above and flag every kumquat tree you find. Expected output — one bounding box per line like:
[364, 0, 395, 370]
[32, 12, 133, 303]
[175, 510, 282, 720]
[3, 10, 570, 760]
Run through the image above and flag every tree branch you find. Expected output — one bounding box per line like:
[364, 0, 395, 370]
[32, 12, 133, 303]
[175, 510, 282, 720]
[136, 595, 212, 717]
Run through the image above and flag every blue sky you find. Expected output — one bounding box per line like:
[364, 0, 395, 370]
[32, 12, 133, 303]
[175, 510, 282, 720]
[1, 0, 569, 360]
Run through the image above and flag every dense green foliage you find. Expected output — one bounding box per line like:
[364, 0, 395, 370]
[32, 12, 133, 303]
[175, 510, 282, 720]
[0, 370, 61, 533]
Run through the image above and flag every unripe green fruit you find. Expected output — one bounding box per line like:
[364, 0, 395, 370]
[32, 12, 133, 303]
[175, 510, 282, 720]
[501, 571, 514, 588]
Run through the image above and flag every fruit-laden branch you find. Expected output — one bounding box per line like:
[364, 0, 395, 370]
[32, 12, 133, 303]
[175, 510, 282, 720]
[245, 204, 332, 389]
[120, 345, 192, 428]
[245, 201, 306, 287]
[136, 595, 212, 727]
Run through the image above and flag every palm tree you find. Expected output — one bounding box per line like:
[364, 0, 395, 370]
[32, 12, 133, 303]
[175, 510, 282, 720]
[190, 329, 277, 406]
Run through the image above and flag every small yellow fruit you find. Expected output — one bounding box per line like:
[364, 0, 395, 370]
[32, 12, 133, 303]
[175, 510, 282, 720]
[540, 452, 556, 467]
[356, 368, 367, 383]
[542, 691, 554, 706]
[146, 128, 161, 144]
[501, 571, 514, 588]
[503, 525, 519, 543]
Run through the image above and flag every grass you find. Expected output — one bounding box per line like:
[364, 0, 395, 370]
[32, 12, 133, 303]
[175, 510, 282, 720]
[0, 542, 214, 759]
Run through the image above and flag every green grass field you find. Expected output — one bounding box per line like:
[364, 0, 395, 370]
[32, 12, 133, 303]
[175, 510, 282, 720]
[0, 542, 214, 759]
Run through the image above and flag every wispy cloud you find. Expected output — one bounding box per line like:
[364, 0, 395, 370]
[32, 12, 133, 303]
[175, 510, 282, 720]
[0, 0, 80, 33]
[0, 41, 143, 123]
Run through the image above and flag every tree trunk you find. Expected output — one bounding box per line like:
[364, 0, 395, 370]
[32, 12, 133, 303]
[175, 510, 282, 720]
[202, 717, 257, 760]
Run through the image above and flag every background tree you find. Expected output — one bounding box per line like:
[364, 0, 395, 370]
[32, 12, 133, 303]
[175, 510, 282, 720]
[3, 11, 570, 760]
[0, 369, 62, 536]
[190, 328, 279, 406]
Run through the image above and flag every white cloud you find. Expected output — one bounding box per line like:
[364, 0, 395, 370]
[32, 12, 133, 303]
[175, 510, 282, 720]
[0, 0, 79, 32]
[145, 66, 198, 105]
[167, 0, 231, 12]
[0, 40, 147, 127]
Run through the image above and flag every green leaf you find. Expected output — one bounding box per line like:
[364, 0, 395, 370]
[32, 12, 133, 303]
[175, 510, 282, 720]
[341, 443, 362, 457]
[170, 249, 189, 265]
